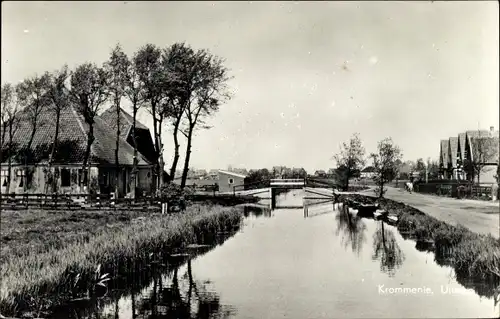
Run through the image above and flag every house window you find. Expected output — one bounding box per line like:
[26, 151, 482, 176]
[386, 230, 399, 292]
[61, 169, 71, 187]
[17, 169, 25, 187]
[228, 178, 234, 184]
[1, 169, 8, 187]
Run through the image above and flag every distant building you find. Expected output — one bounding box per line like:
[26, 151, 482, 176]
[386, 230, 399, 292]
[439, 126, 499, 184]
[360, 166, 376, 179]
[217, 170, 247, 193]
[314, 170, 327, 177]
[208, 169, 219, 179]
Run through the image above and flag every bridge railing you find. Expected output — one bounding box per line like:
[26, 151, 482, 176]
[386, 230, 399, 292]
[270, 179, 305, 183]
[232, 179, 271, 194]
[270, 179, 306, 188]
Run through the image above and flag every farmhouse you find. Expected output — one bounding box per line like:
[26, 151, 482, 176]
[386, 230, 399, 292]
[0, 104, 156, 197]
[360, 166, 376, 179]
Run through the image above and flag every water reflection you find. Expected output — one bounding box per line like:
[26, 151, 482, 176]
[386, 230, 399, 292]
[49, 232, 238, 319]
[372, 222, 405, 277]
[334, 204, 367, 256]
[240, 204, 272, 218]
[303, 199, 335, 218]
[134, 259, 235, 318]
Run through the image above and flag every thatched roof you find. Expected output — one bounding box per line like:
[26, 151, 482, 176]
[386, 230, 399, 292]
[440, 140, 449, 167]
[449, 137, 459, 167]
[1, 104, 151, 166]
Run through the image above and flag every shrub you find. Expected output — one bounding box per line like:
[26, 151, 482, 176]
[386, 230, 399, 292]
[159, 183, 194, 211]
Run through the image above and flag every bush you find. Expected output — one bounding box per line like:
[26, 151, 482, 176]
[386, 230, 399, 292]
[159, 183, 194, 212]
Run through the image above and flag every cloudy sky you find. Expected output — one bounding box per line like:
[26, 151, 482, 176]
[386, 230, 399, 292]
[2, 1, 498, 172]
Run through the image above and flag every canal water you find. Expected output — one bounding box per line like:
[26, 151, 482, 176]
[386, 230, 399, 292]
[59, 189, 499, 318]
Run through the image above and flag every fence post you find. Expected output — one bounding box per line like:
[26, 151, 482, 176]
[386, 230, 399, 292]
[233, 186, 235, 197]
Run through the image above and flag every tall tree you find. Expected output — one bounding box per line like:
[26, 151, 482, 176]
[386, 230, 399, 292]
[161, 43, 194, 182]
[45, 65, 70, 192]
[178, 48, 232, 189]
[105, 44, 130, 198]
[333, 133, 366, 191]
[126, 51, 146, 198]
[370, 137, 403, 198]
[464, 134, 499, 184]
[68, 63, 109, 190]
[1, 83, 22, 193]
[134, 44, 164, 191]
[16, 74, 51, 191]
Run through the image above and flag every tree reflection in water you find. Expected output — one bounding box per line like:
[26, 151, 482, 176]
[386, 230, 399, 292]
[335, 204, 367, 256]
[136, 258, 235, 318]
[372, 221, 405, 276]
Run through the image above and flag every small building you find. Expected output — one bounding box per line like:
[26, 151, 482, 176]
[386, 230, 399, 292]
[360, 166, 376, 179]
[314, 170, 327, 178]
[217, 170, 247, 193]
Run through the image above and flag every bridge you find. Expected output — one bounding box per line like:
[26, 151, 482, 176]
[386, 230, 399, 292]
[230, 177, 345, 209]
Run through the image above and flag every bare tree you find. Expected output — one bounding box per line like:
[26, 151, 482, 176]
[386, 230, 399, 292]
[45, 65, 70, 192]
[370, 137, 403, 198]
[125, 51, 146, 198]
[179, 49, 232, 188]
[68, 63, 109, 190]
[16, 74, 51, 191]
[465, 135, 499, 185]
[1, 83, 22, 193]
[333, 133, 366, 191]
[134, 44, 164, 191]
[105, 43, 130, 198]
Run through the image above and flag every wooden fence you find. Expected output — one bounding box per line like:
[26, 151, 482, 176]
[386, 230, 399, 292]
[0, 193, 161, 211]
[414, 181, 495, 200]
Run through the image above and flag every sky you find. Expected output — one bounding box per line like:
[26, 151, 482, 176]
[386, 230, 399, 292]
[2, 1, 499, 173]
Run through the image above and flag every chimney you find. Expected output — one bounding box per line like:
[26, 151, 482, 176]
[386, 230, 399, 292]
[490, 126, 494, 137]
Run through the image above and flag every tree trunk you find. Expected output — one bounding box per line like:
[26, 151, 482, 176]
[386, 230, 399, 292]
[180, 127, 194, 189]
[169, 117, 182, 182]
[151, 101, 160, 192]
[49, 110, 61, 193]
[345, 168, 350, 192]
[82, 124, 95, 191]
[115, 102, 121, 199]
[131, 105, 138, 199]
[379, 180, 385, 198]
[24, 123, 37, 192]
[157, 116, 164, 189]
[131, 291, 136, 319]
[6, 124, 13, 194]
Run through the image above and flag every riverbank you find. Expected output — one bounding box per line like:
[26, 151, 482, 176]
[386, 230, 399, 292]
[357, 186, 499, 238]
[338, 193, 500, 297]
[0, 204, 243, 317]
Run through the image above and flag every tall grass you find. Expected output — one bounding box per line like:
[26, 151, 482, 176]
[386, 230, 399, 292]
[0, 204, 242, 317]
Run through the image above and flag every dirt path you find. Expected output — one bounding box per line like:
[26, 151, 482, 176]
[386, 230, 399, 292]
[357, 187, 500, 238]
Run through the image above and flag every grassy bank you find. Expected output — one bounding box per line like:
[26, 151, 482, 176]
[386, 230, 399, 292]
[339, 193, 500, 297]
[189, 194, 261, 206]
[0, 204, 243, 317]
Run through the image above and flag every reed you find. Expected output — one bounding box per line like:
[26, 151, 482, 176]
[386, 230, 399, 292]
[0, 204, 242, 317]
